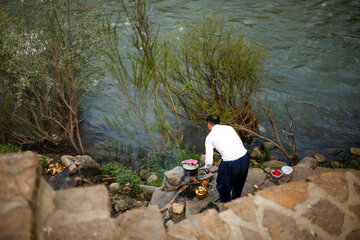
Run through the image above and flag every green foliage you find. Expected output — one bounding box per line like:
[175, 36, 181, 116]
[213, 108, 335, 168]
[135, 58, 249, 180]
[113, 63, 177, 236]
[329, 158, 360, 170]
[263, 147, 272, 160]
[100, 0, 183, 154]
[165, 13, 266, 139]
[249, 161, 267, 170]
[101, 162, 142, 186]
[0, 144, 21, 153]
[38, 155, 48, 171]
[0, 0, 103, 153]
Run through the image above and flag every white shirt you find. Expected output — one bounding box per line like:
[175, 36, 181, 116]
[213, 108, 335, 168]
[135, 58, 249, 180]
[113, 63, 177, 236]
[205, 124, 247, 169]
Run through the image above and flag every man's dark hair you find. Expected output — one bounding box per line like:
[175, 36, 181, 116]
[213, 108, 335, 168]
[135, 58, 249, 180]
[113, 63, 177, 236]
[206, 115, 220, 125]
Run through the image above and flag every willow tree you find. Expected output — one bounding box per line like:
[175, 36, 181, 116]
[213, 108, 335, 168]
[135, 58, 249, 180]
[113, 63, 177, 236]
[0, 1, 103, 153]
[100, 0, 183, 154]
[165, 14, 266, 140]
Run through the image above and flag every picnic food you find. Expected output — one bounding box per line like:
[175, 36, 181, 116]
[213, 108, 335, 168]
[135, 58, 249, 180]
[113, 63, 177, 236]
[272, 169, 282, 176]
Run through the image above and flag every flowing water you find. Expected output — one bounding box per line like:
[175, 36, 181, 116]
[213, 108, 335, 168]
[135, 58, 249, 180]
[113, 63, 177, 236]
[81, 0, 360, 161]
[4, 0, 360, 161]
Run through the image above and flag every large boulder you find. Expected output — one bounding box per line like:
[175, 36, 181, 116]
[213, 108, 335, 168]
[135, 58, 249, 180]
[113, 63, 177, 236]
[242, 168, 267, 196]
[47, 185, 111, 228]
[250, 147, 264, 161]
[0, 151, 41, 240]
[263, 141, 277, 150]
[149, 188, 176, 208]
[115, 205, 167, 240]
[164, 166, 184, 187]
[350, 148, 360, 156]
[61, 155, 101, 178]
[264, 160, 287, 169]
[168, 209, 231, 240]
[35, 178, 56, 240]
[74, 155, 102, 178]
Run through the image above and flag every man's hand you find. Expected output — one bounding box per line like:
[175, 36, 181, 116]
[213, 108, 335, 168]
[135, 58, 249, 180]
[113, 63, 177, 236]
[216, 159, 222, 167]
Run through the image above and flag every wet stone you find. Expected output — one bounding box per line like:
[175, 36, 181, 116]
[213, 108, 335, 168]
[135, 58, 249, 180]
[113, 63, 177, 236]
[307, 172, 349, 203]
[263, 209, 315, 240]
[258, 181, 308, 210]
[303, 199, 344, 236]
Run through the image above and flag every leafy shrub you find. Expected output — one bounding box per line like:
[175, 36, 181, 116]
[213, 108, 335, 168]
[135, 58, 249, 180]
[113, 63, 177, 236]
[0, 144, 21, 153]
[249, 161, 267, 170]
[0, 0, 103, 153]
[101, 162, 142, 186]
[165, 13, 266, 140]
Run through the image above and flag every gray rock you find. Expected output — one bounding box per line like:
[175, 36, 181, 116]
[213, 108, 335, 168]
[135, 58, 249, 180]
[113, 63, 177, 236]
[115, 205, 167, 240]
[258, 124, 266, 133]
[109, 183, 120, 192]
[166, 220, 174, 227]
[61, 155, 75, 168]
[172, 202, 185, 223]
[327, 148, 345, 155]
[263, 160, 287, 168]
[263, 141, 276, 150]
[313, 154, 326, 163]
[74, 159, 81, 166]
[147, 174, 158, 185]
[350, 148, 360, 156]
[68, 164, 77, 175]
[250, 147, 264, 161]
[172, 202, 185, 215]
[75, 155, 102, 178]
[185, 201, 209, 219]
[138, 184, 159, 194]
[297, 157, 318, 170]
[164, 166, 184, 187]
[149, 188, 176, 208]
[48, 185, 110, 228]
[242, 168, 267, 196]
[250, 159, 259, 165]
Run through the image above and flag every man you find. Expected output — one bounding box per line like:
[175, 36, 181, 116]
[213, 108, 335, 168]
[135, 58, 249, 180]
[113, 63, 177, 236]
[205, 115, 249, 203]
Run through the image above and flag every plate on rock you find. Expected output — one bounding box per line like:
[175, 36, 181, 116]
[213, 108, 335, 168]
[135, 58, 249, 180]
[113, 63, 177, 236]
[281, 166, 293, 175]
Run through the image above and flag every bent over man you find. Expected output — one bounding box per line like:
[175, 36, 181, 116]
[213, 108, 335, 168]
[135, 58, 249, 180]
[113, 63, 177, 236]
[205, 115, 249, 203]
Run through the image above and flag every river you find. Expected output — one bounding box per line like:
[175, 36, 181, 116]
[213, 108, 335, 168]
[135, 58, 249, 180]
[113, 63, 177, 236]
[81, 0, 360, 162]
[5, 0, 359, 161]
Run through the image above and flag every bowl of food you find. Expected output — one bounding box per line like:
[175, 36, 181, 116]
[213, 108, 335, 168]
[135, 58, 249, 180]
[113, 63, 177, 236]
[271, 169, 283, 178]
[195, 186, 207, 200]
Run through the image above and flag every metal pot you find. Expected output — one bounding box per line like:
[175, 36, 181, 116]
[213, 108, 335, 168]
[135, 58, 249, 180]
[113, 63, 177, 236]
[182, 163, 199, 177]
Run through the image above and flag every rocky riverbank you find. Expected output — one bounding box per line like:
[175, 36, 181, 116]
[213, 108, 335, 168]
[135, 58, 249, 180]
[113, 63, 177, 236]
[37, 144, 360, 220]
[1, 151, 360, 239]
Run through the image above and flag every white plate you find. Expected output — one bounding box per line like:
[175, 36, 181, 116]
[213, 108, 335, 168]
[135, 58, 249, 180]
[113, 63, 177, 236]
[281, 166, 293, 175]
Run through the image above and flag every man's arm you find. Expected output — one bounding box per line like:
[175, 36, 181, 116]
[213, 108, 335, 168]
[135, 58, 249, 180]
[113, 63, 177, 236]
[205, 137, 214, 171]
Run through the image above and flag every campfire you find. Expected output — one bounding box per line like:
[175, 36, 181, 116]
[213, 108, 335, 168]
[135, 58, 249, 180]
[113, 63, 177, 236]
[158, 159, 216, 213]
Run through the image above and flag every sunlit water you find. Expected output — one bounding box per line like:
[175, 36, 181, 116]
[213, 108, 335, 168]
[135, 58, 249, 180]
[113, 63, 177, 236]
[6, 0, 359, 161]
